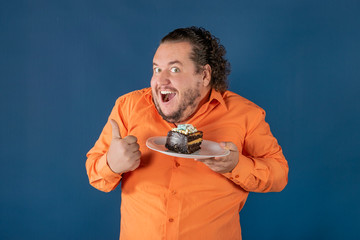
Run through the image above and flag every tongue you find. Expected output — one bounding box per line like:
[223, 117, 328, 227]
[167, 93, 176, 101]
[164, 93, 176, 102]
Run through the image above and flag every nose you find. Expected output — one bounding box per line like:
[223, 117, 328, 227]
[157, 70, 171, 85]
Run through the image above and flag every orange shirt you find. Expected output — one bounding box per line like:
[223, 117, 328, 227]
[86, 88, 288, 240]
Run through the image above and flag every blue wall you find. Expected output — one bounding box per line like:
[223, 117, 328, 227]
[1, 0, 359, 239]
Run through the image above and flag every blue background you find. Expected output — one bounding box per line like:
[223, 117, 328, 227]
[1, 0, 359, 239]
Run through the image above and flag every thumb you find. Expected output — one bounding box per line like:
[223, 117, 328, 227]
[219, 142, 238, 152]
[110, 119, 122, 139]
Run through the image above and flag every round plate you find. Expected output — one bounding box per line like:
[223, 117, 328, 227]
[146, 136, 230, 159]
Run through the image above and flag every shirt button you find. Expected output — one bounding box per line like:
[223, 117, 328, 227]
[169, 218, 174, 222]
[171, 190, 177, 195]
[235, 175, 239, 178]
[175, 162, 180, 167]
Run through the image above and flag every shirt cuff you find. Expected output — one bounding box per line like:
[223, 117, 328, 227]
[222, 154, 255, 187]
[96, 153, 122, 180]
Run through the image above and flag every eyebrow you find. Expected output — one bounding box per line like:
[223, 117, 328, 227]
[153, 60, 183, 66]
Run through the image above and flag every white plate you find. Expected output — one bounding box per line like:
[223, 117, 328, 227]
[146, 136, 230, 159]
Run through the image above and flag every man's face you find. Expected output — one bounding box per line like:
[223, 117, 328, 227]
[151, 41, 210, 123]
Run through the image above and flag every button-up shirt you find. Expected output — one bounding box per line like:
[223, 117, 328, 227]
[86, 87, 288, 240]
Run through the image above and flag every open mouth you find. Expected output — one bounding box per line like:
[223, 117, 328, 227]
[160, 90, 176, 103]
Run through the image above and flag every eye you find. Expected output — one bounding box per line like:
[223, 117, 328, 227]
[170, 67, 180, 73]
[153, 67, 161, 73]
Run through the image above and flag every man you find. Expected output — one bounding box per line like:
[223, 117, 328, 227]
[86, 26, 289, 240]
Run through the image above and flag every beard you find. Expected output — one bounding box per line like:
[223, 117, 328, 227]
[153, 87, 201, 123]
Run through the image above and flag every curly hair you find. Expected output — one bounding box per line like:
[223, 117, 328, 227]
[161, 26, 231, 93]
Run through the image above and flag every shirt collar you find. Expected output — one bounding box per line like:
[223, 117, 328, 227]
[207, 88, 228, 111]
[144, 87, 153, 104]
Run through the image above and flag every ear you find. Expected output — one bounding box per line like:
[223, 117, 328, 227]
[202, 64, 212, 87]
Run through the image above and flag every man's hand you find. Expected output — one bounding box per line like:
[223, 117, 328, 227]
[106, 119, 141, 174]
[195, 142, 239, 174]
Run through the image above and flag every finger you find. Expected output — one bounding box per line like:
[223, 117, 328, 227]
[110, 119, 122, 139]
[194, 158, 214, 163]
[123, 135, 138, 144]
[127, 142, 140, 153]
[130, 158, 141, 171]
[219, 142, 238, 152]
[214, 156, 227, 161]
[133, 150, 141, 160]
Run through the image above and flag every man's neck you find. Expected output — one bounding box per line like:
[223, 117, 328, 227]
[175, 88, 212, 126]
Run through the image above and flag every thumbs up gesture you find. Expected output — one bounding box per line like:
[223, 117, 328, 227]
[106, 119, 141, 174]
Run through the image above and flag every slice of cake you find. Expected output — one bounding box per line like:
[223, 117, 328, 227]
[165, 124, 203, 154]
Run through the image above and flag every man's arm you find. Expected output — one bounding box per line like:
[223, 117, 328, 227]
[85, 98, 141, 192]
[197, 109, 288, 193]
[85, 116, 122, 192]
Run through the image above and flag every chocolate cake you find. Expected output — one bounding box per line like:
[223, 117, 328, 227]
[165, 124, 203, 154]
